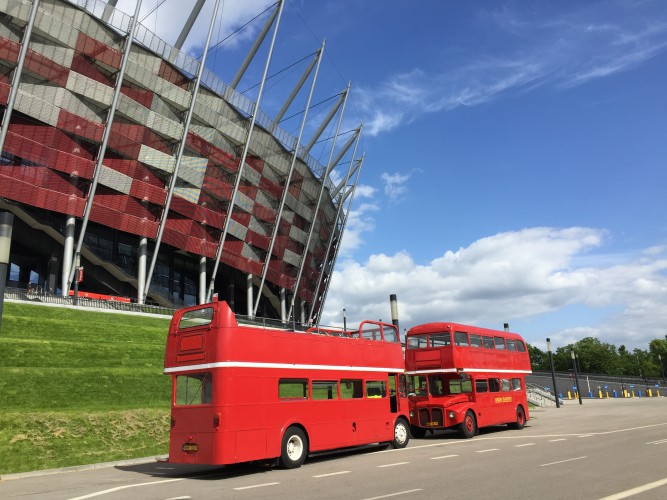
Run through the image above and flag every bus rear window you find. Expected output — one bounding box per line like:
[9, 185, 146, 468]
[178, 307, 213, 330]
[430, 333, 451, 347]
[175, 372, 212, 405]
[407, 335, 428, 349]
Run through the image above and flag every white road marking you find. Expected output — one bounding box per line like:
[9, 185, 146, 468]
[377, 462, 409, 468]
[549, 438, 567, 442]
[540, 456, 587, 467]
[232, 482, 280, 491]
[646, 438, 667, 445]
[598, 476, 667, 499]
[578, 434, 593, 438]
[362, 489, 424, 499]
[475, 448, 500, 453]
[313, 471, 351, 478]
[68, 478, 185, 499]
[430, 454, 459, 460]
[514, 443, 535, 447]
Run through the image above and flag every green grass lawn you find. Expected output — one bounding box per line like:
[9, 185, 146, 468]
[0, 302, 173, 474]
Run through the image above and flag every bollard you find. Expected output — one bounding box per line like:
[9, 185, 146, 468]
[606, 391, 609, 398]
[598, 390, 603, 399]
[648, 389, 652, 397]
[567, 391, 572, 400]
[589, 391, 593, 399]
[613, 390, 617, 398]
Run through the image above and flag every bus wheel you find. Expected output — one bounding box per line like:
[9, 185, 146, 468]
[280, 427, 308, 469]
[410, 425, 427, 439]
[392, 418, 410, 448]
[459, 411, 476, 439]
[509, 406, 526, 430]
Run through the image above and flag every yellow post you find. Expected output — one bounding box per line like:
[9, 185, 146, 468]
[598, 390, 602, 399]
[648, 389, 652, 397]
[567, 391, 572, 399]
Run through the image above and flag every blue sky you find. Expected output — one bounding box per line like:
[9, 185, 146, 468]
[119, 0, 667, 350]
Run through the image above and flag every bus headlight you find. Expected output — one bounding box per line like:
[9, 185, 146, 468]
[449, 411, 455, 420]
[409, 411, 414, 418]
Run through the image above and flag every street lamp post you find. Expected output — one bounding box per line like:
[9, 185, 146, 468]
[659, 354, 665, 384]
[547, 338, 560, 408]
[0, 211, 15, 336]
[571, 350, 582, 405]
[343, 308, 347, 333]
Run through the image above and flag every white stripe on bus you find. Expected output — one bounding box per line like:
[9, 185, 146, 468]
[405, 369, 532, 375]
[164, 361, 405, 374]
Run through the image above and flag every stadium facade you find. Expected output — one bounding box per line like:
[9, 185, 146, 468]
[0, 0, 363, 322]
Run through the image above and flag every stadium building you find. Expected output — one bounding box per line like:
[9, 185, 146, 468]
[0, 0, 364, 322]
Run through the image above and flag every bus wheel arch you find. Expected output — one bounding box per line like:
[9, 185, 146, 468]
[459, 410, 477, 439]
[279, 425, 309, 469]
[509, 405, 526, 430]
[410, 425, 427, 439]
[391, 417, 410, 448]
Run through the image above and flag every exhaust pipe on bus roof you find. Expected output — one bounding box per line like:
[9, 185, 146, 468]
[390, 294, 399, 332]
[504, 323, 509, 332]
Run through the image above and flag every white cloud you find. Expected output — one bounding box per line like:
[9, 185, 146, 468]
[321, 227, 667, 349]
[355, 2, 667, 135]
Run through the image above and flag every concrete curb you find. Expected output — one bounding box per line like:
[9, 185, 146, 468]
[0, 455, 169, 482]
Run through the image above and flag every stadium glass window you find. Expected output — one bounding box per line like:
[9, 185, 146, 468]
[279, 379, 308, 399]
[501, 379, 511, 392]
[494, 337, 506, 350]
[430, 333, 451, 347]
[483, 336, 495, 349]
[476, 379, 489, 393]
[512, 378, 522, 391]
[341, 379, 363, 399]
[489, 378, 501, 392]
[506, 340, 517, 351]
[407, 335, 429, 349]
[175, 372, 212, 405]
[454, 331, 469, 347]
[312, 380, 338, 400]
[469, 334, 483, 348]
[366, 380, 387, 398]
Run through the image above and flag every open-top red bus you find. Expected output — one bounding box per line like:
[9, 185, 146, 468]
[405, 322, 532, 438]
[164, 300, 410, 468]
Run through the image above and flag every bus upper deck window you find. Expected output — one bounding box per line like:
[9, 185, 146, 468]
[407, 335, 428, 349]
[454, 331, 469, 347]
[430, 333, 451, 347]
[494, 337, 506, 350]
[179, 307, 214, 330]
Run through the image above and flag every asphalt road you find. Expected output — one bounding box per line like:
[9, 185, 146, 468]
[2, 398, 666, 500]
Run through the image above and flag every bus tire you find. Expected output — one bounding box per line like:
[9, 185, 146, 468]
[391, 418, 410, 448]
[410, 425, 427, 439]
[279, 426, 308, 469]
[459, 411, 476, 439]
[509, 406, 526, 430]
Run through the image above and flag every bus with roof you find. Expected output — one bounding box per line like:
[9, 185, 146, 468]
[404, 322, 532, 438]
[164, 300, 410, 468]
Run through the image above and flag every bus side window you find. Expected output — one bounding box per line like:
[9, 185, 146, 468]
[341, 379, 363, 399]
[515, 341, 527, 352]
[506, 340, 516, 351]
[469, 334, 482, 348]
[512, 378, 522, 391]
[475, 379, 488, 393]
[494, 337, 506, 350]
[366, 380, 386, 398]
[501, 379, 511, 392]
[312, 380, 338, 400]
[489, 378, 501, 392]
[454, 331, 469, 347]
[279, 379, 308, 399]
[483, 336, 495, 349]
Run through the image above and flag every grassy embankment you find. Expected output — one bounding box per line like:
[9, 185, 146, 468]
[0, 302, 172, 475]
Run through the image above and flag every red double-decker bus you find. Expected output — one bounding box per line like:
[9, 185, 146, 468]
[404, 322, 532, 439]
[164, 300, 410, 468]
